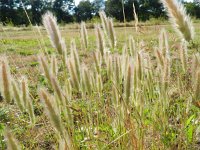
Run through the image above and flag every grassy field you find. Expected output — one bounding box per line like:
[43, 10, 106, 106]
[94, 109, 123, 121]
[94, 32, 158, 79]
[0, 17, 200, 150]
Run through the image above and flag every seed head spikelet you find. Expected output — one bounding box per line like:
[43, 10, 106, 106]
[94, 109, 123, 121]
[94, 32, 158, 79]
[82, 67, 92, 95]
[1, 60, 12, 103]
[39, 56, 52, 87]
[70, 40, 81, 82]
[159, 29, 170, 58]
[180, 41, 188, 72]
[68, 59, 79, 91]
[4, 128, 21, 150]
[191, 54, 200, 83]
[155, 48, 164, 67]
[27, 97, 35, 125]
[21, 77, 35, 124]
[129, 36, 136, 57]
[133, 2, 138, 32]
[51, 55, 58, 76]
[93, 52, 101, 74]
[40, 89, 65, 137]
[21, 77, 28, 108]
[12, 80, 24, 112]
[125, 64, 132, 105]
[108, 18, 116, 49]
[195, 71, 200, 101]
[99, 11, 109, 34]
[161, 0, 194, 41]
[96, 74, 103, 94]
[42, 12, 66, 54]
[95, 25, 105, 56]
[80, 22, 88, 50]
[51, 76, 65, 105]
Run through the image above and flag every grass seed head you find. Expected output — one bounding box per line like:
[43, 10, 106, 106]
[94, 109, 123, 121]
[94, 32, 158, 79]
[99, 11, 109, 34]
[180, 41, 188, 72]
[68, 59, 80, 91]
[95, 25, 105, 56]
[21, 77, 28, 108]
[159, 29, 170, 58]
[51, 55, 58, 76]
[40, 89, 65, 138]
[108, 18, 116, 49]
[82, 67, 92, 95]
[161, 0, 195, 41]
[4, 128, 21, 150]
[39, 56, 52, 87]
[42, 11, 66, 54]
[124, 64, 132, 105]
[1, 60, 12, 103]
[81, 22, 88, 50]
[12, 80, 24, 112]
[194, 71, 200, 101]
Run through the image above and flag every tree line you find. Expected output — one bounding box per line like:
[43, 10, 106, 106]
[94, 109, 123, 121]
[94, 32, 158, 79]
[0, 0, 200, 26]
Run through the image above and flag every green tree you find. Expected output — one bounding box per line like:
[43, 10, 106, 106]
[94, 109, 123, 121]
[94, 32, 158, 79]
[31, 0, 46, 24]
[92, 0, 105, 16]
[0, 0, 15, 25]
[74, 0, 94, 22]
[53, 0, 74, 23]
[184, 2, 200, 19]
[105, 0, 139, 22]
[138, 0, 165, 21]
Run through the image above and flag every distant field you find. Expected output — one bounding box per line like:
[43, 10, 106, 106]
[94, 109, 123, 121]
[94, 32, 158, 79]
[1, 23, 200, 81]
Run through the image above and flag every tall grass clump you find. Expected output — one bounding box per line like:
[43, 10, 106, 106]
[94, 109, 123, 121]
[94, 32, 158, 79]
[161, 0, 194, 42]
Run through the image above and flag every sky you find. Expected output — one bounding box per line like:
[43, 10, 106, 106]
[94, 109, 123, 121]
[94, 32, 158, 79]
[74, 0, 193, 5]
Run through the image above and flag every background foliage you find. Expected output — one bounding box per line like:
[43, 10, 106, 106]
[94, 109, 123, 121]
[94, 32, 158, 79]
[0, 0, 200, 26]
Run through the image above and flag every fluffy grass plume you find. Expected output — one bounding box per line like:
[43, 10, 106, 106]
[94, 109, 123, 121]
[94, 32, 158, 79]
[51, 55, 58, 76]
[159, 29, 170, 58]
[12, 80, 24, 112]
[99, 11, 116, 49]
[42, 12, 66, 54]
[26, 97, 35, 125]
[4, 128, 21, 150]
[21, 77, 35, 124]
[124, 64, 132, 105]
[40, 89, 65, 137]
[1, 60, 12, 103]
[68, 59, 80, 91]
[70, 40, 81, 82]
[108, 18, 116, 49]
[180, 41, 188, 72]
[40, 89, 73, 149]
[95, 25, 105, 57]
[93, 52, 101, 74]
[82, 67, 92, 95]
[80, 22, 88, 50]
[21, 77, 28, 108]
[99, 11, 109, 34]
[161, 0, 194, 42]
[39, 56, 52, 87]
[194, 71, 200, 101]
